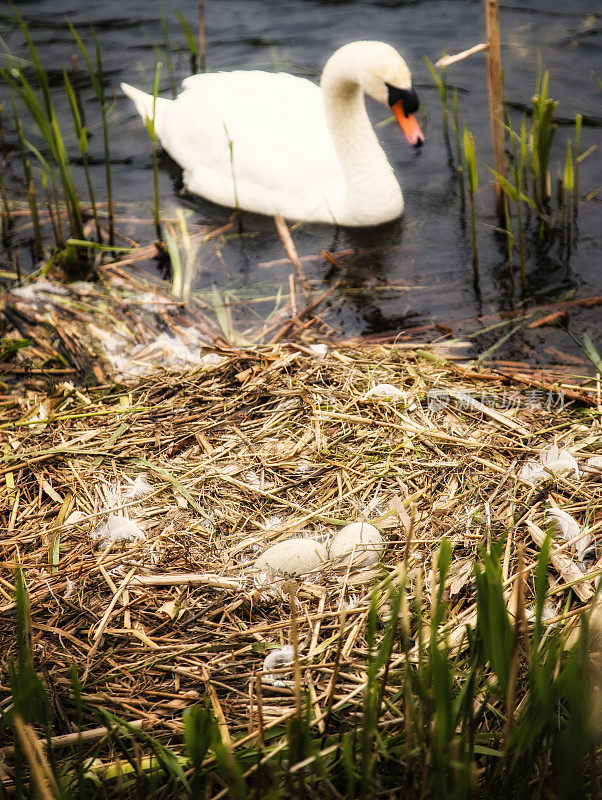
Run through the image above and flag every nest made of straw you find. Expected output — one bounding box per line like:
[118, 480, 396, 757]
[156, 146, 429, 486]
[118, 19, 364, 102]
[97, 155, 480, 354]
[0, 345, 601, 746]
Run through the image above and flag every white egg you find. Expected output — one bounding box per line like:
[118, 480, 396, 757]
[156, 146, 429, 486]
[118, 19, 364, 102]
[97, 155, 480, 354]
[254, 538, 328, 576]
[329, 522, 384, 567]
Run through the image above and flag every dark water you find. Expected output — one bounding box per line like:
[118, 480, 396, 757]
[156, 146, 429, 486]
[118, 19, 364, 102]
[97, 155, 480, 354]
[3, 1, 601, 361]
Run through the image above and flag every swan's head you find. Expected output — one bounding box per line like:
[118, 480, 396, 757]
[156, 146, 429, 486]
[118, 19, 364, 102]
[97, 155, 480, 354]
[323, 41, 425, 147]
[360, 42, 425, 148]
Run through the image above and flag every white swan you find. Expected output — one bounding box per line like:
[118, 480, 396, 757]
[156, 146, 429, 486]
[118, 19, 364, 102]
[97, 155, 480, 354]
[121, 41, 424, 227]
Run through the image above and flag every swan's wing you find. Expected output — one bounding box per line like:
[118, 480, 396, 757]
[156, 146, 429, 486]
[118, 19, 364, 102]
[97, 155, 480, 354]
[155, 71, 343, 217]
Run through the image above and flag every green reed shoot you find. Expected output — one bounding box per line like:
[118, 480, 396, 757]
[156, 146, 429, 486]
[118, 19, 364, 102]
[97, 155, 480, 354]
[23, 139, 61, 246]
[3, 16, 85, 246]
[0, 106, 12, 244]
[10, 95, 43, 259]
[529, 69, 558, 213]
[22, 125, 65, 247]
[581, 333, 602, 378]
[503, 195, 515, 287]
[70, 53, 85, 127]
[514, 119, 529, 286]
[452, 87, 465, 208]
[144, 61, 163, 239]
[63, 68, 102, 242]
[573, 113, 582, 216]
[165, 227, 183, 298]
[165, 208, 198, 300]
[92, 29, 114, 247]
[210, 283, 232, 342]
[176, 11, 199, 73]
[562, 138, 574, 246]
[424, 55, 449, 141]
[69, 23, 115, 245]
[198, 0, 207, 73]
[495, 117, 531, 289]
[224, 122, 241, 215]
[0, 173, 9, 246]
[463, 125, 479, 278]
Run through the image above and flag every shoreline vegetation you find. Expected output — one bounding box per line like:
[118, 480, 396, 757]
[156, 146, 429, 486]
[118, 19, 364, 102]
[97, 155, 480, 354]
[1, 2, 602, 797]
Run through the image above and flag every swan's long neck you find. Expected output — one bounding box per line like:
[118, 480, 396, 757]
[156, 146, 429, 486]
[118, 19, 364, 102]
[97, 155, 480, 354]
[320, 45, 403, 223]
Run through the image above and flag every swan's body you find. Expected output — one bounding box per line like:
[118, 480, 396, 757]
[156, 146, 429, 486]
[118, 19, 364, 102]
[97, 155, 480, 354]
[122, 41, 424, 227]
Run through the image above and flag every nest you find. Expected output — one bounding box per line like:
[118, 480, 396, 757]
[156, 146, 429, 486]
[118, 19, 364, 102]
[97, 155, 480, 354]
[1, 343, 601, 760]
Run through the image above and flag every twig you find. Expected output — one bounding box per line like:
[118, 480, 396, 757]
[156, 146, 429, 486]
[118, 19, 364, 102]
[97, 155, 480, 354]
[436, 43, 488, 69]
[274, 214, 313, 303]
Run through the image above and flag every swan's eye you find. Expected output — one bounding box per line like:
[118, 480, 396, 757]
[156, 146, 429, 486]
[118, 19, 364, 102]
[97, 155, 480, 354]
[386, 83, 419, 116]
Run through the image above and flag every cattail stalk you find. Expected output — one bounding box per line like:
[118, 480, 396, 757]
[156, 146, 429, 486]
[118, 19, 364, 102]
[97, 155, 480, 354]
[485, 0, 506, 216]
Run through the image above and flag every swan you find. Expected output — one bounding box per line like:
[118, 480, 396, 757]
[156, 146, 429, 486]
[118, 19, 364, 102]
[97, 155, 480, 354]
[121, 41, 424, 227]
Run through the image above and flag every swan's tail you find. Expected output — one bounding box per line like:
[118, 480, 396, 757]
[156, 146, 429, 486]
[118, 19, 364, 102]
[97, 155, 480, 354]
[121, 82, 171, 125]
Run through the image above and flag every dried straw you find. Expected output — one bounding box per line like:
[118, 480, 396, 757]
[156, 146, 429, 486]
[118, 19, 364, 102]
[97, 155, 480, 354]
[1, 341, 600, 759]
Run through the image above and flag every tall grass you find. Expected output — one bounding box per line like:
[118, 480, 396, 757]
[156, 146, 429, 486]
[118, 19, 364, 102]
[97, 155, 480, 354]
[2, 535, 599, 798]
[2, 6, 214, 270]
[3, 10, 86, 247]
[424, 55, 449, 142]
[529, 70, 558, 212]
[451, 87, 466, 210]
[63, 69, 101, 243]
[463, 125, 479, 279]
[1, 10, 121, 272]
[68, 23, 115, 246]
[427, 52, 589, 291]
[142, 61, 163, 240]
[1, 7, 143, 275]
[177, 12, 200, 74]
[9, 94, 43, 259]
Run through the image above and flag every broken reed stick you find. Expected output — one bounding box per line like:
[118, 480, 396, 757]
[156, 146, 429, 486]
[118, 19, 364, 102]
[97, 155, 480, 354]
[274, 214, 313, 303]
[267, 279, 343, 344]
[485, 0, 507, 216]
[82, 566, 137, 681]
[130, 573, 243, 590]
[202, 665, 233, 747]
[435, 42, 488, 69]
[1, 720, 146, 760]
[526, 521, 594, 603]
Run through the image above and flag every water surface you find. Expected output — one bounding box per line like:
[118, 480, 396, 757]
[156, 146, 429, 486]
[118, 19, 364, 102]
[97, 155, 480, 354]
[3, 0, 601, 363]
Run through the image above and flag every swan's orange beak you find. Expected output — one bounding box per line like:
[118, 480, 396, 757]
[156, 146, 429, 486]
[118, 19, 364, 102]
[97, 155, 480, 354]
[391, 101, 425, 147]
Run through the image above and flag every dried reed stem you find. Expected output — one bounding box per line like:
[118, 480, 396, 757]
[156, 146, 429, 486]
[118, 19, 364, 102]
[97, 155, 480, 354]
[485, 0, 507, 215]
